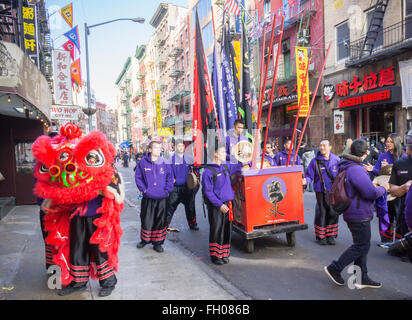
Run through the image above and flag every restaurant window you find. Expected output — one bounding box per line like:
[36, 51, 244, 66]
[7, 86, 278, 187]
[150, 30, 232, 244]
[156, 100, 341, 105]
[15, 142, 35, 174]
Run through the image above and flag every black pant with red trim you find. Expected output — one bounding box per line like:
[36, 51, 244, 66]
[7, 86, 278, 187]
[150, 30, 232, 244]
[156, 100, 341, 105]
[207, 202, 231, 260]
[40, 209, 53, 270]
[315, 192, 339, 240]
[69, 214, 117, 289]
[166, 185, 199, 228]
[140, 197, 167, 245]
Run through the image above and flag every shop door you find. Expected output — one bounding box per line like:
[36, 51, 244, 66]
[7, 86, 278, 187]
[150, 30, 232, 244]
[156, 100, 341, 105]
[15, 141, 36, 205]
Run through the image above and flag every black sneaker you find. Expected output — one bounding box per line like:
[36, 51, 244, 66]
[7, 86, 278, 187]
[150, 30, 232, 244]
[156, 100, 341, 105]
[153, 245, 164, 253]
[99, 286, 115, 297]
[222, 257, 229, 264]
[324, 265, 344, 286]
[317, 238, 327, 245]
[58, 285, 87, 296]
[136, 241, 147, 249]
[326, 237, 336, 245]
[355, 277, 382, 289]
[189, 224, 199, 231]
[211, 256, 224, 265]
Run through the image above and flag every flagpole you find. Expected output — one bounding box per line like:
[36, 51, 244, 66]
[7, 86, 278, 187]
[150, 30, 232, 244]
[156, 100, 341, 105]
[293, 41, 333, 163]
[212, 6, 226, 136]
[286, 55, 311, 167]
[251, 13, 277, 169]
[261, 15, 285, 169]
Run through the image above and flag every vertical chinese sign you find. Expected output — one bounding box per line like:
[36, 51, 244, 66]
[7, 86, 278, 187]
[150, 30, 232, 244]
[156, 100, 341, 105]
[52, 50, 73, 105]
[155, 90, 162, 130]
[22, 4, 38, 66]
[295, 47, 310, 117]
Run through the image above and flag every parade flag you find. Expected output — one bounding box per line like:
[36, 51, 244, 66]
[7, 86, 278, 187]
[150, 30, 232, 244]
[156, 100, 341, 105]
[224, 0, 241, 16]
[224, 18, 241, 114]
[193, 11, 217, 165]
[62, 40, 75, 61]
[63, 25, 80, 53]
[59, 3, 73, 28]
[212, 41, 227, 134]
[221, 20, 238, 131]
[295, 47, 310, 117]
[240, 11, 254, 141]
[71, 58, 82, 88]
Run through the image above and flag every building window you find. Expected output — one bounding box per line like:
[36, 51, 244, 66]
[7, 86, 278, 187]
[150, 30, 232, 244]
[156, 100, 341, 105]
[336, 21, 350, 62]
[405, 0, 412, 39]
[202, 22, 214, 50]
[264, 0, 271, 17]
[366, 8, 383, 49]
[282, 38, 291, 79]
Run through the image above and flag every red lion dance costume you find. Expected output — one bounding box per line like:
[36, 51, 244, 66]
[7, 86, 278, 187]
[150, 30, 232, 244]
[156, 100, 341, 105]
[32, 123, 124, 297]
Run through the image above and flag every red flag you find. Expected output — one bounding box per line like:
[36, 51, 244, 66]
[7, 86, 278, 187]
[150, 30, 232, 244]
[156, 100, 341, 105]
[192, 10, 217, 165]
[71, 59, 82, 89]
[62, 40, 75, 61]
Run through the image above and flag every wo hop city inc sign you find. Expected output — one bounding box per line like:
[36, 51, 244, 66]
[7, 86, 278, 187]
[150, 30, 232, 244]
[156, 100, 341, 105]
[50, 105, 79, 121]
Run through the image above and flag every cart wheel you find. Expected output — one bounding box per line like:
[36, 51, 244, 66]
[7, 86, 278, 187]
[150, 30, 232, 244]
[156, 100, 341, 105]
[286, 232, 296, 247]
[245, 239, 254, 253]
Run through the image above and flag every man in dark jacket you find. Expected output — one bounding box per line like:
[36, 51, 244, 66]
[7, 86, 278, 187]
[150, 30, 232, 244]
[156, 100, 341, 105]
[135, 140, 174, 253]
[324, 139, 390, 289]
[305, 139, 340, 245]
[166, 140, 199, 231]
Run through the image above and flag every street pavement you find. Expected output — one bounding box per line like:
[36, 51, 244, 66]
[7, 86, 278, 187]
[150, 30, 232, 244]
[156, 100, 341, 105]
[1, 160, 411, 300]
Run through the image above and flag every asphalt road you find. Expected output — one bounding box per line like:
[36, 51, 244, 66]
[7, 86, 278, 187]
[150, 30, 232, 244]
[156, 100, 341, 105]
[119, 161, 412, 300]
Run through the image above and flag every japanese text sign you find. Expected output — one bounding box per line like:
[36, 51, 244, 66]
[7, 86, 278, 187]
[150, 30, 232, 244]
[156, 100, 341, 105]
[52, 50, 73, 105]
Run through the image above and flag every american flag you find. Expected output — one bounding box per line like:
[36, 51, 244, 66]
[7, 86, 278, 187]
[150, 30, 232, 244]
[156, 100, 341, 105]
[225, 0, 241, 16]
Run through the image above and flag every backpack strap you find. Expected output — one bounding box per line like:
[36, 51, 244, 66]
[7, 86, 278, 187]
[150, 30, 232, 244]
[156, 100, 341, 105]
[315, 159, 327, 193]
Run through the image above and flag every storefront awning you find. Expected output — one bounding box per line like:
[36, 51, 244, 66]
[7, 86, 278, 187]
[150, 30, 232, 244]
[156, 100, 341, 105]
[0, 41, 52, 124]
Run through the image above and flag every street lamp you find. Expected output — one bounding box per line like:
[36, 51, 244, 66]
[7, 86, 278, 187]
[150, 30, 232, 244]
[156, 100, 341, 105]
[83, 17, 145, 132]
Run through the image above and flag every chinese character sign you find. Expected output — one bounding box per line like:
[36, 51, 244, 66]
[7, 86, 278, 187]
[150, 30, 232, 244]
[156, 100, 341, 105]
[156, 90, 162, 129]
[22, 5, 38, 63]
[295, 47, 310, 117]
[52, 50, 73, 105]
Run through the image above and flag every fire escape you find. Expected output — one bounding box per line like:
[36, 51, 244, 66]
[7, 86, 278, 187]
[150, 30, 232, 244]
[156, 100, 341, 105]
[346, 0, 412, 68]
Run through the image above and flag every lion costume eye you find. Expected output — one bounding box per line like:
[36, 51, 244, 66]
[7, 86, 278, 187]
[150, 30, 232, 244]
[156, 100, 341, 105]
[39, 164, 49, 174]
[85, 149, 105, 167]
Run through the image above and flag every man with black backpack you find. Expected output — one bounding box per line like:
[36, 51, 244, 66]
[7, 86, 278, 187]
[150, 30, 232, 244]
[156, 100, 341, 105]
[202, 142, 243, 265]
[305, 139, 340, 245]
[324, 139, 390, 289]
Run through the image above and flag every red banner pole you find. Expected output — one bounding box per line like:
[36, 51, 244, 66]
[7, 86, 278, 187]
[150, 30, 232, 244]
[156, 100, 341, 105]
[251, 13, 277, 169]
[294, 41, 333, 163]
[286, 56, 311, 167]
[261, 16, 284, 169]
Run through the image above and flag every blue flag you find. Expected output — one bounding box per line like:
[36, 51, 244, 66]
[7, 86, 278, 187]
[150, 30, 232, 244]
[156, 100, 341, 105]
[63, 26, 80, 53]
[221, 47, 237, 131]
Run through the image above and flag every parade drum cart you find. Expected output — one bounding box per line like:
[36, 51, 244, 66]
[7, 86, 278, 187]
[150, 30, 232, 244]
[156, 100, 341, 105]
[232, 166, 308, 253]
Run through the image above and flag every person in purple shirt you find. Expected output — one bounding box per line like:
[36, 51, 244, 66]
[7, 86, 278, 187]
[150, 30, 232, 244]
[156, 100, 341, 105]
[305, 139, 340, 245]
[135, 140, 174, 253]
[324, 139, 390, 289]
[226, 120, 248, 163]
[261, 141, 276, 166]
[202, 142, 243, 265]
[273, 138, 302, 166]
[365, 133, 406, 243]
[166, 140, 199, 231]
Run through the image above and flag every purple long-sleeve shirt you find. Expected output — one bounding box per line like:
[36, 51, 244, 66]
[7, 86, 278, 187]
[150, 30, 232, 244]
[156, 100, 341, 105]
[305, 152, 340, 193]
[339, 160, 386, 222]
[201, 162, 243, 208]
[404, 187, 412, 230]
[372, 151, 407, 176]
[135, 154, 174, 200]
